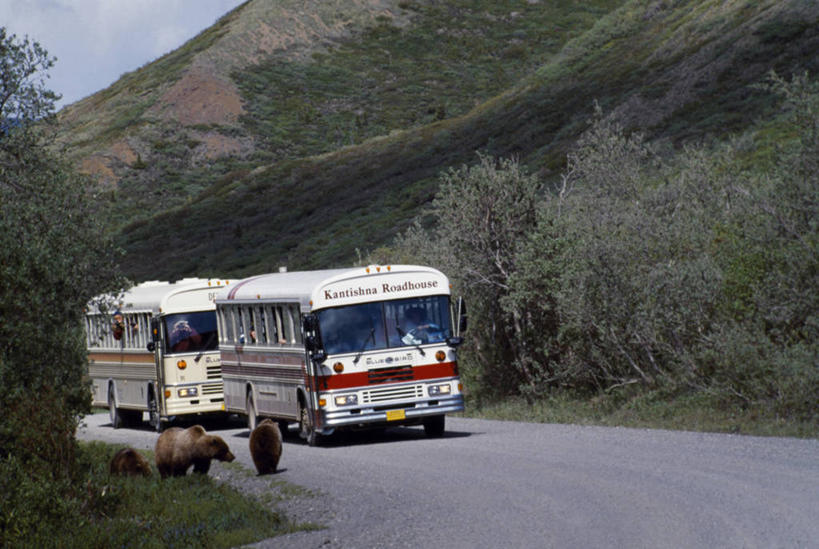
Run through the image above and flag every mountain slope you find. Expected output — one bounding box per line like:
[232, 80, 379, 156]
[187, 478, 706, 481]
[59, 0, 819, 280]
[57, 0, 618, 228]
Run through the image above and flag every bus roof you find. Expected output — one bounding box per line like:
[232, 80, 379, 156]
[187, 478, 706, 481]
[87, 278, 230, 315]
[217, 265, 450, 310]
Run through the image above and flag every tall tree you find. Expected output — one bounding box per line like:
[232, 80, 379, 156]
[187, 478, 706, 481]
[0, 28, 122, 474]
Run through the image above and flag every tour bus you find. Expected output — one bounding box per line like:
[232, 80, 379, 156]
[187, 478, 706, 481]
[216, 265, 467, 445]
[85, 278, 229, 431]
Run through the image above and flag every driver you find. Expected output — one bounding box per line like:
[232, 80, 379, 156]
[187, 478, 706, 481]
[402, 307, 440, 345]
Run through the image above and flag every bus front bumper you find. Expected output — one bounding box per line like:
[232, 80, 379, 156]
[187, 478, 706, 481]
[320, 393, 464, 431]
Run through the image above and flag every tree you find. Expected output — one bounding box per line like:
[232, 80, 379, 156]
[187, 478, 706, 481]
[0, 28, 122, 477]
[396, 154, 545, 398]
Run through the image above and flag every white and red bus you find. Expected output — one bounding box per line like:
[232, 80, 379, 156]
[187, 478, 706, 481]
[85, 278, 229, 430]
[216, 265, 466, 445]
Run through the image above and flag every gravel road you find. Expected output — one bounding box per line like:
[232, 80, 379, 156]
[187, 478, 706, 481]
[77, 412, 819, 548]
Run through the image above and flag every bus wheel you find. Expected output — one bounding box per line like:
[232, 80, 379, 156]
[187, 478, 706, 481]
[246, 391, 258, 432]
[148, 391, 162, 432]
[299, 403, 320, 447]
[423, 415, 445, 438]
[108, 385, 123, 429]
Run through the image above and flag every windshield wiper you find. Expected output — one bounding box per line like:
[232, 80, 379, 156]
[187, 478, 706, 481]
[396, 324, 425, 356]
[194, 332, 216, 363]
[353, 328, 376, 364]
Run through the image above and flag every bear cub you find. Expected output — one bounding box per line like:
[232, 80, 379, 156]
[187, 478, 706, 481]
[249, 418, 283, 475]
[155, 424, 235, 478]
[110, 447, 151, 477]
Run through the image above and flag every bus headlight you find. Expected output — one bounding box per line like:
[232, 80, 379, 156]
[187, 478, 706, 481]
[428, 384, 451, 396]
[334, 394, 358, 406]
[178, 387, 198, 398]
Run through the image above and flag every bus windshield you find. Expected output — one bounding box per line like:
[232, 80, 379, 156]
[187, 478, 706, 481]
[316, 296, 451, 356]
[164, 311, 218, 354]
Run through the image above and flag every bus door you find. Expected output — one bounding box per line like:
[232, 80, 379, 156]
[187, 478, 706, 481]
[303, 313, 326, 433]
[148, 317, 167, 426]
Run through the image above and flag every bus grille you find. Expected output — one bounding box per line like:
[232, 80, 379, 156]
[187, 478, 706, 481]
[201, 382, 223, 395]
[361, 384, 424, 404]
[206, 364, 221, 380]
[368, 365, 413, 384]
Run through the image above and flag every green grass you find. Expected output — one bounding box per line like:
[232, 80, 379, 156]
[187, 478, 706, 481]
[463, 391, 819, 439]
[22, 441, 316, 549]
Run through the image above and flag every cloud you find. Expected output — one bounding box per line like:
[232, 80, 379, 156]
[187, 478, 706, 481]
[2, 0, 244, 108]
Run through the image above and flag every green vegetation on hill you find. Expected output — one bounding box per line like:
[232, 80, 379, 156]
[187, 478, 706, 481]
[237, 0, 619, 163]
[112, 0, 818, 281]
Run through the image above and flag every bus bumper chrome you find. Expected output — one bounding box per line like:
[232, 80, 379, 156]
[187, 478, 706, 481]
[321, 393, 464, 430]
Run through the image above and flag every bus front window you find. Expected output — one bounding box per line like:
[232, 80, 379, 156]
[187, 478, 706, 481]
[386, 296, 451, 347]
[316, 303, 386, 356]
[316, 296, 452, 355]
[165, 311, 218, 354]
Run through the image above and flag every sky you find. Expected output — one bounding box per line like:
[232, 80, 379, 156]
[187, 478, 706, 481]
[2, 0, 245, 110]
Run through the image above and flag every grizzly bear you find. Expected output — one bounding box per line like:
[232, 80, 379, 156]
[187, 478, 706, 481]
[155, 424, 235, 478]
[110, 447, 151, 477]
[249, 419, 283, 475]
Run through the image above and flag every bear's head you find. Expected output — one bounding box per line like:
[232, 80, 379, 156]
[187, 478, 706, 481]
[203, 435, 235, 462]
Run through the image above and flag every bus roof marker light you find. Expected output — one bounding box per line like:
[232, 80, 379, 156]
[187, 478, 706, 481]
[177, 360, 187, 370]
[333, 362, 344, 373]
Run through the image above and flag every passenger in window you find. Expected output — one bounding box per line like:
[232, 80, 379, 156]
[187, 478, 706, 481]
[112, 311, 139, 341]
[112, 311, 125, 340]
[170, 320, 200, 352]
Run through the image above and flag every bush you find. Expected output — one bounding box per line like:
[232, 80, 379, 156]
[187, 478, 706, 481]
[396, 73, 818, 422]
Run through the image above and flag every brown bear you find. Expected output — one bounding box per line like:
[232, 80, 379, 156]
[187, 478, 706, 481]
[249, 419, 283, 475]
[110, 447, 151, 477]
[155, 424, 235, 478]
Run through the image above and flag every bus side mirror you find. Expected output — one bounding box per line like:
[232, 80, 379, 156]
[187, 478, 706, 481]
[305, 334, 326, 364]
[148, 318, 161, 352]
[455, 297, 467, 335]
[150, 318, 161, 342]
[303, 314, 318, 333]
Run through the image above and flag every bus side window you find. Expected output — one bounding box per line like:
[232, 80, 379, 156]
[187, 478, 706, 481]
[262, 307, 269, 344]
[281, 306, 292, 345]
[238, 306, 247, 343]
[289, 305, 302, 344]
[85, 316, 94, 347]
[226, 306, 235, 343]
[257, 307, 267, 344]
[273, 306, 284, 345]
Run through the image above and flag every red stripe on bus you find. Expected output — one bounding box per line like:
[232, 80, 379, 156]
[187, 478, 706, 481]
[317, 361, 459, 391]
[225, 275, 265, 300]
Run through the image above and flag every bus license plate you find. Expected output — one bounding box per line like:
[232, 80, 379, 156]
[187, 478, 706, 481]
[386, 409, 406, 421]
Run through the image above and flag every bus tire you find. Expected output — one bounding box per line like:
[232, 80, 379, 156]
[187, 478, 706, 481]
[247, 391, 259, 432]
[108, 384, 123, 429]
[299, 402, 320, 447]
[423, 415, 445, 438]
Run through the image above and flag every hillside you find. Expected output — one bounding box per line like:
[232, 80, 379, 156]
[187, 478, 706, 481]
[56, 0, 819, 280]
